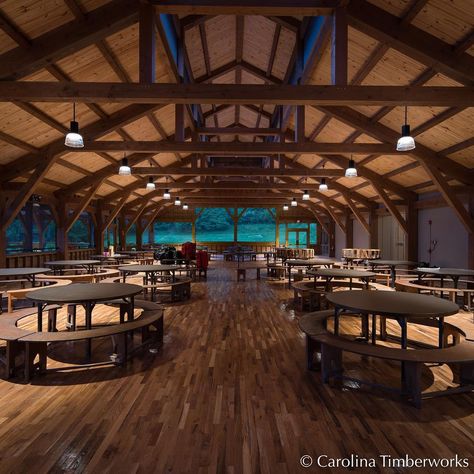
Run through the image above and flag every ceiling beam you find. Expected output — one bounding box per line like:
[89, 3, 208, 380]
[1, 104, 162, 183]
[1, 82, 472, 106]
[0, 0, 138, 81]
[197, 127, 282, 136]
[131, 167, 344, 177]
[152, 0, 337, 16]
[78, 141, 399, 155]
[347, 0, 474, 85]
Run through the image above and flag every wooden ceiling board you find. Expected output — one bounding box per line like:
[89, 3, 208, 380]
[204, 16, 236, 71]
[271, 27, 296, 80]
[212, 70, 236, 84]
[185, 26, 207, 79]
[411, 0, 474, 46]
[365, 154, 415, 174]
[0, 28, 18, 54]
[76, 0, 112, 14]
[61, 152, 112, 172]
[0, 102, 63, 149]
[414, 108, 474, 154]
[308, 39, 331, 85]
[0, 0, 75, 41]
[361, 48, 427, 85]
[390, 168, 432, 188]
[120, 116, 160, 141]
[153, 105, 176, 137]
[242, 16, 276, 73]
[0, 143, 24, 165]
[315, 118, 358, 143]
[366, 0, 412, 17]
[447, 145, 474, 168]
[45, 163, 86, 184]
[347, 27, 381, 84]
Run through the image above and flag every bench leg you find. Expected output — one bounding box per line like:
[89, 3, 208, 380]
[379, 316, 387, 341]
[459, 362, 474, 386]
[67, 304, 77, 330]
[48, 307, 58, 332]
[306, 335, 321, 371]
[112, 333, 128, 365]
[320, 343, 343, 383]
[402, 361, 422, 408]
[5, 340, 23, 379]
[256, 268, 260, 280]
[24, 342, 47, 382]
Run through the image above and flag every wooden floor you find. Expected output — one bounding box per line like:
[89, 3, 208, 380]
[0, 261, 473, 473]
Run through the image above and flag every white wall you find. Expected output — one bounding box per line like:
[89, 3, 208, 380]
[353, 220, 370, 249]
[335, 224, 345, 260]
[418, 206, 469, 268]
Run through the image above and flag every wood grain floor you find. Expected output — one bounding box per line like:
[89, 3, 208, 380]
[0, 262, 473, 473]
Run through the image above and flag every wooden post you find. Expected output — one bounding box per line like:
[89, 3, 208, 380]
[233, 208, 238, 243]
[0, 192, 7, 267]
[469, 192, 474, 269]
[331, 7, 348, 86]
[175, 104, 185, 142]
[407, 199, 419, 262]
[95, 200, 104, 254]
[191, 219, 196, 242]
[136, 219, 143, 250]
[56, 202, 68, 259]
[328, 219, 336, 258]
[295, 105, 305, 143]
[139, 1, 156, 84]
[23, 202, 33, 251]
[369, 208, 378, 249]
[149, 219, 155, 245]
[118, 214, 126, 250]
[345, 211, 353, 248]
[275, 214, 280, 246]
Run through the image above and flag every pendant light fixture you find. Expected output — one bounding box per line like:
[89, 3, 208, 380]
[291, 198, 298, 207]
[345, 156, 357, 178]
[119, 156, 131, 176]
[319, 178, 328, 191]
[65, 103, 84, 148]
[182, 203, 189, 211]
[146, 177, 155, 191]
[163, 189, 171, 199]
[302, 190, 310, 200]
[283, 204, 289, 211]
[174, 196, 181, 206]
[396, 106, 416, 151]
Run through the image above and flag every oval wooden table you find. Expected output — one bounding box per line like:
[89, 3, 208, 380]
[0, 267, 51, 288]
[367, 260, 419, 288]
[285, 258, 334, 288]
[27, 282, 143, 358]
[307, 268, 377, 291]
[119, 264, 181, 301]
[45, 259, 101, 275]
[416, 267, 474, 289]
[326, 290, 459, 348]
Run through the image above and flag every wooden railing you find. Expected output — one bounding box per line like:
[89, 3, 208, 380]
[5, 248, 96, 268]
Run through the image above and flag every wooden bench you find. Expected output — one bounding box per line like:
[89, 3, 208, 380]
[292, 282, 326, 312]
[0, 305, 61, 379]
[396, 279, 474, 310]
[145, 277, 192, 302]
[6, 278, 72, 313]
[236, 266, 262, 281]
[299, 312, 474, 407]
[267, 264, 285, 280]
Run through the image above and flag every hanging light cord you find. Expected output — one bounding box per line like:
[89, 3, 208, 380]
[404, 106, 407, 126]
[73, 102, 76, 121]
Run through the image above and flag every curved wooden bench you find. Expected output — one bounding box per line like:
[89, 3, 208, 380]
[0, 305, 61, 378]
[149, 277, 192, 302]
[299, 312, 474, 407]
[6, 278, 72, 313]
[36, 268, 120, 284]
[396, 279, 474, 310]
[2, 300, 163, 381]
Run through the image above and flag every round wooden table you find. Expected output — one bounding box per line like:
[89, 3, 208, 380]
[367, 260, 419, 288]
[45, 260, 101, 275]
[416, 267, 474, 289]
[326, 290, 459, 348]
[285, 258, 334, 288]
[0, 267, 50, 287]
[27, 282, 143, 358]
[119, 264, 181, 301]
[307, 268, 376, 291]
[90, 254, 132, 264]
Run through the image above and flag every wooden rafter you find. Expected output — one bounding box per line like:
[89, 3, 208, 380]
[1, 82, 471, 106]
[344, 195, 370, 234]
[102, 193, 131, 230]
[65, 180, 104, 233]
[371, 181, 409, 234]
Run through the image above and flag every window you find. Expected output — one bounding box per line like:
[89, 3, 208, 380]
[68, 212, 93, 248]
[154, 221, 192, 244]
[6, 217, 26, 254]
[195, 208, 234, 242]
[237, 208, 275, 242]
[126, 223, 136, 246]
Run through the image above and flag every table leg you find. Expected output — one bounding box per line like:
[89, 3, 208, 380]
[37, 304, 43, 332]
[349, 277, 353, 290]
[452, 276, 459, 289]
[288, 265, 292, 288]
[334, 307, 341, 336]
[371, 314, 376, 344]
[438, 317, 444, 348]
[401, 317, 407, 349]
[32, 274, 36, 288]
[84, 302, 93, 360]
[390, 266, 396, 288]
